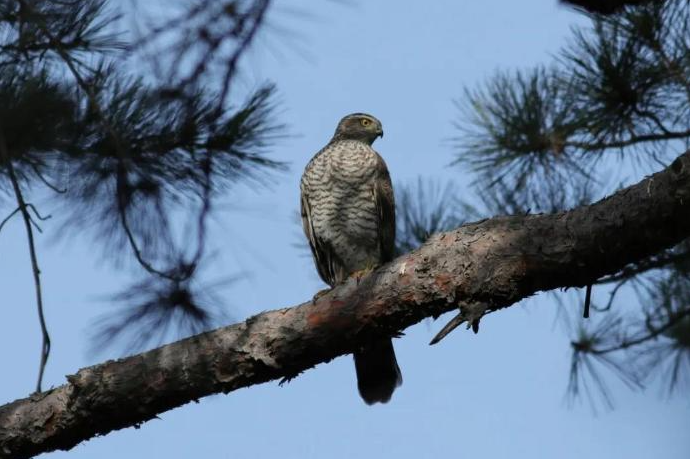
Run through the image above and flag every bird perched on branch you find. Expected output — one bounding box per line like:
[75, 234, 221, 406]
[300, 113, 402, 404]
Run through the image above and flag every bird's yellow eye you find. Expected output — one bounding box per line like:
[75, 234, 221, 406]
[360, 118, 372, 127]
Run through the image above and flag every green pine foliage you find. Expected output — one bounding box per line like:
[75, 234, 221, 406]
[396, 0, 689, 405]
[2, 0, 688, 406]
[447, 0, 690, 403]
[0, 0, 284, 385]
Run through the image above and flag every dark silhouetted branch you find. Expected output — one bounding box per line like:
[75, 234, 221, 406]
[0, 133, 51, 394]
[565, 129, 690, 151]
[560, 0, 664, 15]
[1, 149, 689, 459]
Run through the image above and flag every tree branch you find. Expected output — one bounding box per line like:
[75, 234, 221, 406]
[5, 163, 51, 394]
[17, 0, 183, 282]
[588, 308, 690, 354]
[0, 133, 51, 396]
[565, 128, 690, 151]
[2, 150, 690, 459]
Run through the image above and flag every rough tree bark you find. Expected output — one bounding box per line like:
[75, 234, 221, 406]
[1, 150, 689, 458]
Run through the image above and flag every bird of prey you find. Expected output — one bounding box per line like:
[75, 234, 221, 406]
[300, 113, 402, 404]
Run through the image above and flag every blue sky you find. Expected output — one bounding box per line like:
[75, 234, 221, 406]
[1, 1, 688, 458]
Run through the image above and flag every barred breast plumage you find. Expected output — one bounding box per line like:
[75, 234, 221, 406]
[300, 113, 401, 405]
[301, 139, 385, 282]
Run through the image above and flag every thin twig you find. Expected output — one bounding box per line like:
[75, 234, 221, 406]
[566, 128, 690, 151]
[0, 206, 21, 233]
[648, 32, 690, 105]
[187, 0, 271, 269]
[429, 312, 465, 345]
[591, 308, 690, 355]
[114, 170, 181, 282]
[583, 283, 592, 318]
[127, 1, 209, 50]
[592, 278, 627, 312]
[26, 203, 51, 221]
[595, 248, 690, 284]
[31, 163, 66, 193]
[429, 301, 489, 345]
[0, 132, 51, 393]
[215, 0, 271, 114]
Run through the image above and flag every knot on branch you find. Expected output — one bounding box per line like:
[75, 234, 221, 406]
[429, 301, 490, 345]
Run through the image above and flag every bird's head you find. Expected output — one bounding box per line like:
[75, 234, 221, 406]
[332, 113, 384, 145]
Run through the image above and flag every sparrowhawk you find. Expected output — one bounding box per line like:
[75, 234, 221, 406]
[300, 113, 402, 404]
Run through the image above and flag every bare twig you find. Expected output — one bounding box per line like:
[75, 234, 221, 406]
[114, 171, 182, 282]
[583, 283, 592, 318]
[164, 0, 272, 110]
[647, 30, 690, 105]
[215, 0, 271, 113]
[25, 203, 50, 222]
[566, 128, 690, 151]
[0, 133, 51, 393]
[592, 278, 627, 312]
[30, 163, 66, 193]
[0, 207, 21, 233]
[429, 301, 489, 345]
[589, 308, 690, 355]
[595, 248, 690, 284]
[429, 312, 465, 345]
[127, 1, 209, 50]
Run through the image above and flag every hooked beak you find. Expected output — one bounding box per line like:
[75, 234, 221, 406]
[376, 128, 384, 139]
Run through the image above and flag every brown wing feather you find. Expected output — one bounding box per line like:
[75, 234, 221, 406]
[300, 185, 342, 286]
[373, 159, 396, 263]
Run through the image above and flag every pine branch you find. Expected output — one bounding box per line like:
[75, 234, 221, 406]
[14, 0, 181, 280]
[130, 0, 273, 104]
[588, 308, 690, 354]
[215, 0, 270, 114]
[1, 149, 689, 459]
[456, 0, 690, 216]
[395, 178, 468, 254]
[15, 0, 284, 286]
[565, 128, 690, 150]
[595, 242, 690, 284]
[0, 0, 285, 382]
[567, 268, 690, 403]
